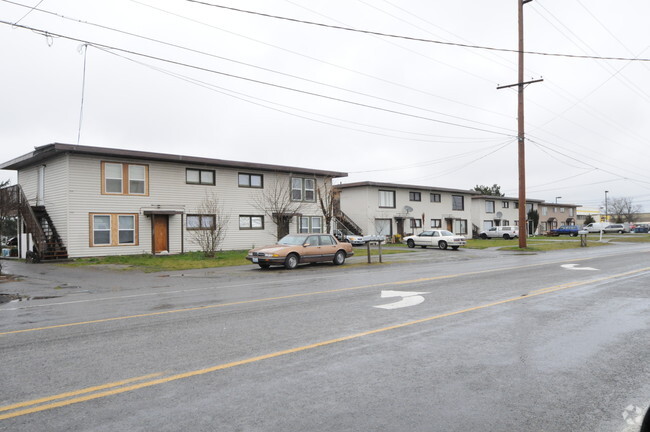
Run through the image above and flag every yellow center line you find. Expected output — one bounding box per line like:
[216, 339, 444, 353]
[2, 266, 648, 421]
[0, 372, 165, 414]
[0, 255, 632, 337]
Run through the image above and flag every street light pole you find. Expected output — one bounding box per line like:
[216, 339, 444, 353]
[605, 191, 609, 222]
[555, 196, 561, 204]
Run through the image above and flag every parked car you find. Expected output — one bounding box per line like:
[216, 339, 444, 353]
[478, 226, 519, 239]
[333, 230, 366, 245]
[582, 222, 610, 233]
[601, 224, 628, 234]
[404, 230, 466, 250]
[549, 225, 579, 237]
[246, 233, 354, 269]
[633, 224, 649, 233]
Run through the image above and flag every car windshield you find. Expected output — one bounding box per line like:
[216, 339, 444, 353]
[278, 235, 307, 245]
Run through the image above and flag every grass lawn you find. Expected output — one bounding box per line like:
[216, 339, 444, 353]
[67, 250, 250, 272]
[465, 237, 612, 252]
[65, 246, 417, 272]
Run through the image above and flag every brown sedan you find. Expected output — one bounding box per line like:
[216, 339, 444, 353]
[246, 233, 355, 269]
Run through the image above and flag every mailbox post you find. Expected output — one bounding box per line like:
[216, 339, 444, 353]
[578, 230, 588, 247]
[364, 235, 385, 263]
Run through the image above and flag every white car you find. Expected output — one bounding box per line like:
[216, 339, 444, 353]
[479, 226, 519, 239]
[404, 230, 466, 250]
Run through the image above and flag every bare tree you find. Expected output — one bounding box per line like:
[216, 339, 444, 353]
[607, 196, 642, 223]
[317, 177, 335, 234]
[187, 192, 229, 258]
[252, 176, 304, 240]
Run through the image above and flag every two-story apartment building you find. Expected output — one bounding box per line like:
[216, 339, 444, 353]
[335, 182, 546, 239]
[471, 195, 543, 234]
[538, 203, 581, 233]
[335, 182, 475, 239]
[0, 143, 346, 259]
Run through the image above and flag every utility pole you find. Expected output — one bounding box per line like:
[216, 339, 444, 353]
[497, 0, 542, 248]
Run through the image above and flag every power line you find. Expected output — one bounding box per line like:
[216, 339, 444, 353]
[97, 45, 501, 144]
[184, 0, 650, 62]
[1, 0, 513, 132]
[0, 20, 515, 137]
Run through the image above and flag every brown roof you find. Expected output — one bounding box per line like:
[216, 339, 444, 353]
[0, 143, 348, 178]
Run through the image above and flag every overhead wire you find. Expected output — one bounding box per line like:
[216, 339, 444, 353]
[94, 45, 501, 144]
[0, 0, 513, 133]
[183, 0, 650, 62]
[0, 20, 516, 137]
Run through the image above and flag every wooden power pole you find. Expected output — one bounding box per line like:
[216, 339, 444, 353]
[497, 0, 542, 248]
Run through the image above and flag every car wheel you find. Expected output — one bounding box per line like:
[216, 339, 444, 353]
[438, 241, 448, 250]
[503, 234, 511, 240]
[480, 233, 488, 239]
[618, 230, 623, 234]
[570, 233, 578, 237]
[333, 250, 346, 265]
[284, 253, 299, 270]
[451, 246, 459, 250]
[407, 239, 415, 248]
[258, 263, 271, 269]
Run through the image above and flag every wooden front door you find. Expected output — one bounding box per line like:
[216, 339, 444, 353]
[153, 215, 169, 253]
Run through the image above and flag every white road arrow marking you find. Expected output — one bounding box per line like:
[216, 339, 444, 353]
[561, 264, 598, 271]
[374, 290, 430, 310]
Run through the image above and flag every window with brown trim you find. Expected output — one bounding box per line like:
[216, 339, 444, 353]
[186, 214, 216, 230]
[239, 215, 264, 230]
[186, 168, 215, 185]
[238, 173, 263, 188]
[90, 213, 139, 246]
[101, 162, 149, 196]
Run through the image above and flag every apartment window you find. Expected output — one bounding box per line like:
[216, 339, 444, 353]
[452, 195, 464, 211]
[502, 220, 510, 226]
[485, 200, 495, 213]
[502, 201, 509, 208]
[409, 191, 421, 202]
[238, 173, 263, 188]
[90, 213, 138, 246]
[553, 207, 558, 213]
[300, 216, 322, 233]
[102, 162, 148, 195]
[292, 178, 316, 202]
[379, 190, 396, 208]
[542, 207, 548, 216]
[560, 207, 565, 213]
[411, 219, 422, 228]
[239, 215, 264, 230]
[431, 219, 442, 228]
[514, 202, 519, 209]
[430, 193, 441, 203]
[92, 215, 111, 245]
[526, 204, 533, 213]
[569, 208, 574, 217]
[186, 214, 216, 230]
[186, 168, 215, 185]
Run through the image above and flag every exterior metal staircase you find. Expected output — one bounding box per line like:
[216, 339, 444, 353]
[1, 185, 68, 261]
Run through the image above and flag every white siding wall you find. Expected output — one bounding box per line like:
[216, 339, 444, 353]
[54, 155, 328, 257]
[339, 186, 474, 236]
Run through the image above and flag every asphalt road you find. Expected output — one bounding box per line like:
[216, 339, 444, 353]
[1, 243, 649, 431]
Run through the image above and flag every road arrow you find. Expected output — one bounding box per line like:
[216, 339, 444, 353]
[561, 264, 598, 271]
[374, 290, 430, 310]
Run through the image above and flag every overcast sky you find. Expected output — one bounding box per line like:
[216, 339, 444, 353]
[1, 0, 649, 211]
